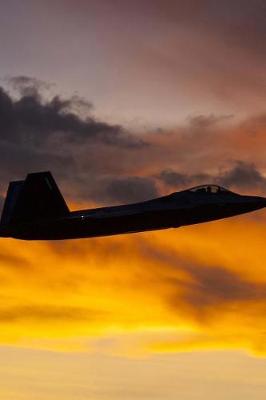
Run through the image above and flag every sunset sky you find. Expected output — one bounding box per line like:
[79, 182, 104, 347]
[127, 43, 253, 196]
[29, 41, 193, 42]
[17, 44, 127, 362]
[0, 1, 265, 399]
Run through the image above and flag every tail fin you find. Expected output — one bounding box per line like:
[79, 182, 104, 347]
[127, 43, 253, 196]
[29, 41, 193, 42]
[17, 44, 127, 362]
[1, 172, 69, 225]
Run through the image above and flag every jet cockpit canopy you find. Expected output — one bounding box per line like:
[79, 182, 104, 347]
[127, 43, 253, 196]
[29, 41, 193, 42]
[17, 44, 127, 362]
[188, 185, 230, 194]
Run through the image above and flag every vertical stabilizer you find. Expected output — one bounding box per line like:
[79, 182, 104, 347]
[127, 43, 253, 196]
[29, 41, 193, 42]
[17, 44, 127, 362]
[0, 172, 69, 225]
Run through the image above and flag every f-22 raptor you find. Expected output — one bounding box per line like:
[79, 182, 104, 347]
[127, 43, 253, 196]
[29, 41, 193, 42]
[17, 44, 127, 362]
[0, 171, 265, 240]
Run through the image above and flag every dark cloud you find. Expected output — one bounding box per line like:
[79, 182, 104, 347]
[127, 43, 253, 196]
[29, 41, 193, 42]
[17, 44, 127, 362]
[0, 77, 265, 209]
[139, 242, 266, 322]
[102, 176, 158, 204]
[218, 161, 266, 190]
[158, 170, 191, 187]
[181, 263, 266, 309]
[188, 114, 233, 129]
[0, 85, 145, 148]
[170, 260, 266, 323]
[158, 170, 211, 188]
[158, 162, 266, 194]
[0, 141, 73, 177]
[70, 175, 159, 205]
[0, 79, 149, 205]
[158, 169, 213, 190]
[8, 76, 52, 98]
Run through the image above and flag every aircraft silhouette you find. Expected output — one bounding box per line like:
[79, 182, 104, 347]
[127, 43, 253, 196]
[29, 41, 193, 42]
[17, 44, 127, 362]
[0, 171, 265, 240]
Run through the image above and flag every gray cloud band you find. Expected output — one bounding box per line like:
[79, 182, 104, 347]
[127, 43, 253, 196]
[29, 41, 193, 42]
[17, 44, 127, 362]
[0, 77, 266, 208]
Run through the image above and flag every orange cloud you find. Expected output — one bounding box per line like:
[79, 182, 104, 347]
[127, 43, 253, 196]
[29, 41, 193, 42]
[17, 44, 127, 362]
[0, 213, 265, 356]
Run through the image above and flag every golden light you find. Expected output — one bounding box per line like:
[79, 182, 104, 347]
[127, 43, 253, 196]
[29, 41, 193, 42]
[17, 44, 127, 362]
[0, 213, 265, 356]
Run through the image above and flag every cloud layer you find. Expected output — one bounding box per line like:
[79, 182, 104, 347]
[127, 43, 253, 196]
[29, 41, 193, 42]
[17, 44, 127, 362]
[1, 78, 266, 208]
[0, 77, 265, 355]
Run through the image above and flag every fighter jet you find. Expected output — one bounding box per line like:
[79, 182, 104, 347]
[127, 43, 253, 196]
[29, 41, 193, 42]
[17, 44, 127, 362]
[0, 171, 265, 240]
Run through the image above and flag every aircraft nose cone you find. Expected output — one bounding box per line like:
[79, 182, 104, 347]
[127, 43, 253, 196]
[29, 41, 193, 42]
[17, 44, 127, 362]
[247, 196, 266, 210]
[255, 196, 266, 204]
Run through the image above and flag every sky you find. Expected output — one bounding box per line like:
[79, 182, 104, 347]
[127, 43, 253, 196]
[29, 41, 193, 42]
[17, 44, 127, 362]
[0, 0, 265, 399]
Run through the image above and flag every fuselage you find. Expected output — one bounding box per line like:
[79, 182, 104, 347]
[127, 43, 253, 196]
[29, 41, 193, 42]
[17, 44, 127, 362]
[1, 185, 266, 240]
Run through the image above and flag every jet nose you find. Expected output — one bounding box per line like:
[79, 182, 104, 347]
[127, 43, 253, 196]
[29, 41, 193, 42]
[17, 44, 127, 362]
[245, 195, 266, 210]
